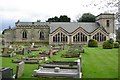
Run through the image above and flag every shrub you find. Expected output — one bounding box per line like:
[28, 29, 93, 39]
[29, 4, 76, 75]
[103, 41, 113, 49]
[88, 39, 98, 47]
[113, 42, 119, 48]
[108, 38, 114, 44]
[116, 40, 120, 44]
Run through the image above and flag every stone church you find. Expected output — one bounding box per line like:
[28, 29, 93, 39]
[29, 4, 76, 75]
[2, 13, 115, 45]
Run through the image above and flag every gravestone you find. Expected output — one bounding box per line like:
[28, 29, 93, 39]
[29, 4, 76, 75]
[0, 68, 13, 79]
[22, 48, 28, 54]
[1, 47, 9, 54]
[15, 61, 24, 78]
[9, 45, 12, 49]
[49, 48, 53, 58]
[31, 43, 34, 48]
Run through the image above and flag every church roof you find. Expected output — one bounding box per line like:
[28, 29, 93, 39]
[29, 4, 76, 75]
[16, 22, 100, 33]
[48, 22, 99, 33]
[16, 22, 48, 26]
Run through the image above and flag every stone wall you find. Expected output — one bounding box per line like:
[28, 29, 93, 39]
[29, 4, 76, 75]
[96, 14, 115, 34]
[15, 26, 49, 43]
[3, 29, 15, 43]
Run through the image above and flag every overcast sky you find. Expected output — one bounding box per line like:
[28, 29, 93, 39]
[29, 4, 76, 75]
[0, 0, 118, 33]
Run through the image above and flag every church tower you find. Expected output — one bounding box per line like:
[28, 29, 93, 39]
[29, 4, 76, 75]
[96, 13, 115, 34]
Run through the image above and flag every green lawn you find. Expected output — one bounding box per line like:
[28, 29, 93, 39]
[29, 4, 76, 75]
[1, 46, 118, 78]
[49, 47, 79, 62]
[1, 54, 38, 78]
[82, 46, 118, 78]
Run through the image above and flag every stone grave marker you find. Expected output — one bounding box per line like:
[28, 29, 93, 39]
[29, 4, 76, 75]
[49, 48, 53, 58]
[22, 47, 28, 55]
[31, 43, 34, 48]
[9, 45, 12, 48]
[1, 47, 9, 54]
[15, 61, 24, 78]
[0, 68, 13, 79]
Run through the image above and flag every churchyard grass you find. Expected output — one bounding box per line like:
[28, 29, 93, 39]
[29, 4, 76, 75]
[50, 49, 79, 62]
[1, 45, 118, 78]
[82, 46, 118, 78]
[39, 45, 49, 52]
[1, 51, 39, 78]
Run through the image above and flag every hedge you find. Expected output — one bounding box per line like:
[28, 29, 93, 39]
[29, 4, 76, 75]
[113, 42, 119, 48]
[116, 40, 120, 44]
[88, 39, 98, 47]
[103, 41, 113, 49]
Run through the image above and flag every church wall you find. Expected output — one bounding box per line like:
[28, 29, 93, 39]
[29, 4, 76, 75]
[3, 29, 15, 43]
[15, 26, 50, 43]
[33, 28, 49, 42]
[97, 19, 114, 33]
[49, 34, 52, 45]
[96, 14, 115, 34]
[15, 28, 31, 42]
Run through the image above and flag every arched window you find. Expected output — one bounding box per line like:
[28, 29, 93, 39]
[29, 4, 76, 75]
[40, 31, 44, 40]
[73, 32, 87, 42]
[58, 33, 60, 42]
[106, 20, 110, 27]
[53, 36, 55, 42]
[22, 31, 27, 39]
[93, 32, 106, 42]
[53, 32, 68, 43]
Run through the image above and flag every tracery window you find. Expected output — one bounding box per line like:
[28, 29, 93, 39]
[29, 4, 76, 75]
[73, 32, 87, 42]
[22, 31, 27, 39]
[40, 31, 45, 40]
[93, 32, 106, 42]
[53, 32, 68, 43]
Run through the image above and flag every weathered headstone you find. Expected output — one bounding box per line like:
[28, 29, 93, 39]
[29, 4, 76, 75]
[31, 43, 34, 48]
[22, 48, 28, 54]
[9, 45, 12, 48]
[2, 47, 9, 54]
[0, 68, 13, 79]
[16, 61, 24, 78]
[49, 48, 53, 58]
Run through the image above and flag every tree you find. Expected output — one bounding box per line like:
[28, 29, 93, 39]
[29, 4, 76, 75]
[46, 16, 59, 22]
[59, 15, 71, 22]
[77, 13, 96, 22]
[46, 15, 71, 22]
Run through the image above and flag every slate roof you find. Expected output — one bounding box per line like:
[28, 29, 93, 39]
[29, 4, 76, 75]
[48, 22, 99, 33]
[16, 22, 100, 33]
